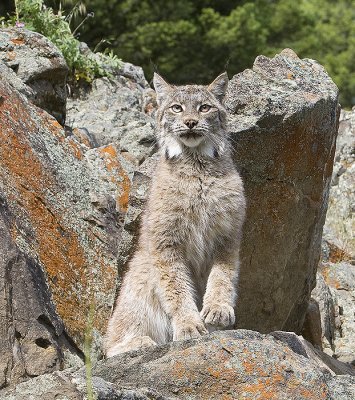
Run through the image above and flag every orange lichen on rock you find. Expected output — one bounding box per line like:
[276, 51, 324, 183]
[320, 264, 341, 289]
[10, 37, 25, 45]
[99, 144, 131, 212]
[67, 137, 84, 160]
[0, 80, 90, 341]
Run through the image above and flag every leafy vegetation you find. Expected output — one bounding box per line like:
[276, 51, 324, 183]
[2, 0, 121, 83]
[77, 0, 354, 107]
[1, 1, 353, 106]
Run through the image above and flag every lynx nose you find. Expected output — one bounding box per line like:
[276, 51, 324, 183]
[184, 119, 198, 129]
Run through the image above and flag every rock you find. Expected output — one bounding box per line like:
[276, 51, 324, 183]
[2, 330, 354, 399]
[271, 331, 355, 376]
[327, 375, 355, 400]
[0, 28, 68, 124]
[117, 61, 150, 89]
[318, 262, 355, 364]
[301, 298, 323, 350]
[66, 74, 156, 164]
[90, 330, 354, 399]
[226, 48, 339, 333]
[0, 202, 80, 389]
[311, 273, 336, 354]
[0, 54, 132, 385]
[324, 108, 355, 261]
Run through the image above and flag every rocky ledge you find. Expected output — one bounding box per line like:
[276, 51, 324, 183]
[2, 330, 355, 399]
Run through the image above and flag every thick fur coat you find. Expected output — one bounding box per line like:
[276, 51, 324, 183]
[105, 73, 246, 357]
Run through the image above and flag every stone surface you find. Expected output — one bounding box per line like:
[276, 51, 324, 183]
[0, 28, 68, 124]
[0, 56, 133, 385]
[318, 262, 355, 364]
[311, 273, 336, 354]
[0, 202, 80, 389]
[3, 330, 354, 400]
[66, 75, 157, 164]
[90, 330, 355, 399]
[324, 108, 355, 261]
[226, 48, 339, 333]
[301, 297, 323, 350]
[307, 107, 355, 368]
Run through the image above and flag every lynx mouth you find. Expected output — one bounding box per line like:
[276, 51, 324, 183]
[179, 131, 204, 148]
[180, 131, 203, 140]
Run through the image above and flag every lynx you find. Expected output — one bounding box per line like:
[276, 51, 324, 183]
[105, 72, 246, 357]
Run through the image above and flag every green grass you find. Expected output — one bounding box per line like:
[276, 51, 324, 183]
[6, 0, 121, 83]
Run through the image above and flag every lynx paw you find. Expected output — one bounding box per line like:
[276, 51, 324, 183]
[201, 303, 235, 331]
[172, 313, 208, 341]
[106, 336, 157, 358]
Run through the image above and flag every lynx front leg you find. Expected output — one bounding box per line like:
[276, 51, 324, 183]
[155, 255, 208, 341]
[201, 255, 239, 331]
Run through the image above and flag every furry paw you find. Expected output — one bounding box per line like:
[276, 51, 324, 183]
[172, 313, 208, 341]
[106, 336, 157, 358]
[201, 303, 235, 331]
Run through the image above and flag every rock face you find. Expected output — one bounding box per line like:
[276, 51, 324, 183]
[0, 202, 78, 388]
[323, 108, 354, 260]
[0, 29, 147, 386]
[226, 49, 339, 333]
[0, 28, 68, 124]
[66, 71, 157, 164]
[306, 109, 354, 365]
[2, 330, 355, 400]
[313, 263, 355, 365]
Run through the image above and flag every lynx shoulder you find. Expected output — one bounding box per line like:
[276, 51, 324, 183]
[105, 72, 246, 357]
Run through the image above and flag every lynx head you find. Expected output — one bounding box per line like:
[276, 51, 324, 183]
[153, 73, 229, 159]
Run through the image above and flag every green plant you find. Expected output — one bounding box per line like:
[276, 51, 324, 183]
[84, 301, 96, 400]
[11, 0, 121, 83]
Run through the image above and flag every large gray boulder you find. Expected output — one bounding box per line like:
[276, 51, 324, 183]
[66, 72, 157, 164]
[323, 108, 354, 260]
[226, 48, 339, 333]
[0, 32, 141, 386]
[1, 330, 354, 399]
[0, 28, 68, 124]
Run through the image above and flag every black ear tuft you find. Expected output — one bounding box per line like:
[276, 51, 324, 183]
[153, 73, 172, 105]
[208, 72, 229, 101]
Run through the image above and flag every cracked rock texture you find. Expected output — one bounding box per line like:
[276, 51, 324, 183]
[312, 262, 355, 365]
[66, 69, 157, 165]
[0, 28, 142, 387]
[0, 28, 68, 124]
[323, 108, 354, 260]
[2, 330, 354, 400]
[307, 109, 354, 366]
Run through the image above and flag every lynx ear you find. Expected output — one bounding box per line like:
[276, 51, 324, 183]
[208, 72, 229, 101]
[153, 73, 172, 105]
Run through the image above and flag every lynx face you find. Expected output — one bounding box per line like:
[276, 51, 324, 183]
[153, 73, 229, 158]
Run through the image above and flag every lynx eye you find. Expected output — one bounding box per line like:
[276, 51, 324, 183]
[171, 104, 183, 113]
[199, 104, 211, 113]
